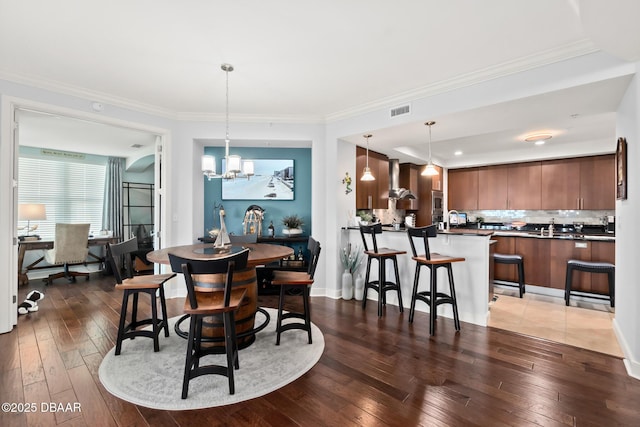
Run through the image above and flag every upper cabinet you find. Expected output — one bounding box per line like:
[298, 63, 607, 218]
[451, 155, 614, 211]
[540, 159, 581, 209]
[448, 168, 478, 210]
[476, 162, 541, 210]
[507, 161, 541, 210]
[580, 155, 615, 210]
[478, 165, 509, 209]
[355, 146, 389, 210]
[541, 155, 615, 210]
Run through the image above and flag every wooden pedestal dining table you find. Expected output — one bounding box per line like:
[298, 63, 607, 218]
[147, 242, 294, 349]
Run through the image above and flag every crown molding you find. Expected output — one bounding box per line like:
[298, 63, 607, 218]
[175, 111, 324, 124]
[0, 69, 179, 119]
[325, 39, 600, 123]
[0, 39, 599, 125]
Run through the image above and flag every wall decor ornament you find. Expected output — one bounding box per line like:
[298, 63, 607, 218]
[342, 172, 352, 194]
[616, 137, 627, 200]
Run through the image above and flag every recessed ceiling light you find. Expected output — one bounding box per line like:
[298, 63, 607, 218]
[524, 133, 552, 143]
[454, 150, 463, 156]
[534, 140, 546, 146]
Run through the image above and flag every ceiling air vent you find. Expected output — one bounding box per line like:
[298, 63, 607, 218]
[390, 104, 411, 118]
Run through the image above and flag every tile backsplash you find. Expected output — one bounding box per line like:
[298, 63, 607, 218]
[465, 210, 614, 226]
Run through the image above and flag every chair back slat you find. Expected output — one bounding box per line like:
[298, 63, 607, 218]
[407, 225, 437, 260]
[168, 249, 250, 310]
[306, 237, 322, 278]
[359, 223, 382, 253]
[106, 237, 139, 284]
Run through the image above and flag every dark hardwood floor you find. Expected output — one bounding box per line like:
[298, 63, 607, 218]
[2, 274, 640, 426]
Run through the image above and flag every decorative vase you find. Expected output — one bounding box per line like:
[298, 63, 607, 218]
[354, 274, 364, 301]
[283, 227, 303, 236]
[342, 269, 353, 300]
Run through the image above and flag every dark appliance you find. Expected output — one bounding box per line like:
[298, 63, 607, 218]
[607, 215, 615, 233]
[431, 190, 443, 224]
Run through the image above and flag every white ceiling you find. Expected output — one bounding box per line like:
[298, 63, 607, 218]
[2, 1, 639, 165]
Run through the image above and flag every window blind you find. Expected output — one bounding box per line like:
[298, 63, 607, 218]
[18, 157, 106, 239]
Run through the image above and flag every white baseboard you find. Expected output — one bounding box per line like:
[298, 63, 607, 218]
[612, 318, 640, 380]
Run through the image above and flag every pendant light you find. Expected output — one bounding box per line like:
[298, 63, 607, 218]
[201, 63, 242, 179]
[360, 134, 375, 181]
[421, 121, 439, 176]
[222, 63, 241, 177]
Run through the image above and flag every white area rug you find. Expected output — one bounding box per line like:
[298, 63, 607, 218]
[98, 308, 324, 410]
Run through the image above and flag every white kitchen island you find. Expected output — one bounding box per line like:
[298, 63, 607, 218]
[343, 227, 494, 327]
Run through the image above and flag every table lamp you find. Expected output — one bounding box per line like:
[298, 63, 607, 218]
[18, 203, 47, 240]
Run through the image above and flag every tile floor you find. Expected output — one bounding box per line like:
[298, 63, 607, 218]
[488, 286, 623, 357]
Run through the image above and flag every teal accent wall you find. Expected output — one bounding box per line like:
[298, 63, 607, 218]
[203, 147, 311, 236]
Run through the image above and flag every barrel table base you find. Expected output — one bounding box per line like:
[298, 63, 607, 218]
[173, 267, 269, 350]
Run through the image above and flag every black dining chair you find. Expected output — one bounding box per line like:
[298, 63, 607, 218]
[270, 237, 321, 345]
[168, 248, 250, 398]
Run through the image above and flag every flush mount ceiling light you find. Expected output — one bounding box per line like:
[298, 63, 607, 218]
[360, 134, 375, 181]
[421, 121, 439, 176]
[202, 63, 246, 180]
[524, 133, 552, 144]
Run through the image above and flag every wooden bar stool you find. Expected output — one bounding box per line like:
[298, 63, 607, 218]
[565, 259, 615, 307]
[407, 225, 464, 336]
[493, 253, 525, 298]
[359, 223, 406, 317]
[106, 237, 176, 355]
[168, 248, 250, 398]
[271, 237, 321, 345]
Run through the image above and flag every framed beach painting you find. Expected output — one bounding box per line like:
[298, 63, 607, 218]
[222, 159, 294, 200]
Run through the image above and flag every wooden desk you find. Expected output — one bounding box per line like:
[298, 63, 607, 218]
[18, 236, 119, 286]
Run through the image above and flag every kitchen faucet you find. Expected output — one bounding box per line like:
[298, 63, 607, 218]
[447, 210, 459, 231]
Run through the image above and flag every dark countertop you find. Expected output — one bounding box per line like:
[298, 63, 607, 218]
[342, 225, 615, 241]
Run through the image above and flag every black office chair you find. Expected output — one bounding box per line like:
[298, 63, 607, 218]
[168, 248, 250, 398]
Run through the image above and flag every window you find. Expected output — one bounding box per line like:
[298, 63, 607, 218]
[18, 156, 106, 240]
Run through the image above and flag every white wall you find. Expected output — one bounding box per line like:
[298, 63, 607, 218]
[613, 67, 640, 379]
[1, 52, 639, 380]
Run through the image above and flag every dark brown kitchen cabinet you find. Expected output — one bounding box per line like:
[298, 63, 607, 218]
[580, 155, 615, 210]
[494, 236, 613, 293]
[448, 168, 478, 211]
[507, 161, 541, 209]
[515, 237, 550, 288]
[590, 241, 615, 294]
[493, 236, 517, 282]
[478, 165, 509, 209]
[541, 158, 581, 210]
[549, 239, 598, 291]
[540, 155, 614, 210]
[355, 146, 389, 210]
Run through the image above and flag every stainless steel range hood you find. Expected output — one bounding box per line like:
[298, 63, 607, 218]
[388, 159, 416, 200]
